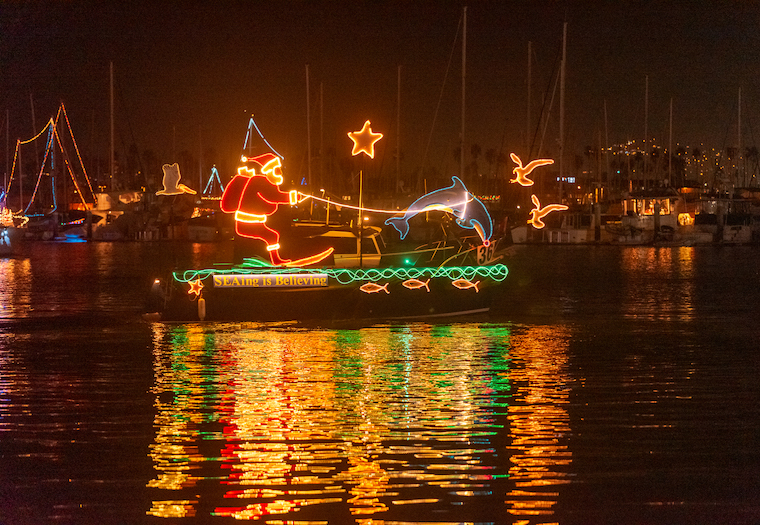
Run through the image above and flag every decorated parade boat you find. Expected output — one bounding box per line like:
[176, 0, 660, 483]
[148, 196, 511, 322]
[149, 245, 509, 322]
[145, 119, 517, 323]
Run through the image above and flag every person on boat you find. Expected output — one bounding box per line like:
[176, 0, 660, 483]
[220, 153, 305, 265]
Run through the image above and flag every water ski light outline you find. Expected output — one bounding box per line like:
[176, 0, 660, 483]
[527, 194, 569, 229]
[348, 120, 383, 158]
[281, 248, 335, 268]
[509, 153, 554, 186]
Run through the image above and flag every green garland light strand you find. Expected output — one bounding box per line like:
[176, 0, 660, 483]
[174, 261, 508, 285]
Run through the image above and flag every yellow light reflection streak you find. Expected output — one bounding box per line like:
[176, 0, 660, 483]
[147, 324, 211, 517]
[146, 500, 198, 518]
[620, 247, 696, 322]
[505, 325, 572, 521]
[147, 323, 526, 520]
[0, 257, 32, 318]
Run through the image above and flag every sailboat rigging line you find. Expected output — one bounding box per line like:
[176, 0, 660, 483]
[60, 103, 96, 200]
[24, 121, 56, 214]
[422, 12, 462, 167]
[7, 118, 53, 196]
[538, 64, 560, 161]
[10, 103, 95, 213]
[531, 40, 562, 160]
[52, 125, 89, 209]
[244, 117, 283, 160]
[203, 166, 225, 196]
[114, 75, 146, 183]
[18, 119, 53, 146]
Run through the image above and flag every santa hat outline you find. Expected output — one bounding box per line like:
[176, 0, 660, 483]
[241, 153, 283, 184]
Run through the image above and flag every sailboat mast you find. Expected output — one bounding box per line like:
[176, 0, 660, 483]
[460, 6, 466, 182]
[306, 64, 311, 188]
[738, 86, 742, 185]
[110, 61, 115, 192]
[397, 64, 401, 194]
[19, 142, 23, 210]
[198, 126, 203, 194]
[5, 109, 8, 191]
[559, 22, 566, 202]
[526, 41, 532, 157]
[668, 98, 673, 186]
[644, 75, 648, 187]
[604, 99, 610, 190]
[320, 82, 324, 189]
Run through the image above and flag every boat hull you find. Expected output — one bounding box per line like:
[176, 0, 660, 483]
[0, 226, 22, 256]
[149, 265, 507, 323]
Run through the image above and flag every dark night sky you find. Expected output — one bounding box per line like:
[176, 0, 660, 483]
[3, 0, 760, 185]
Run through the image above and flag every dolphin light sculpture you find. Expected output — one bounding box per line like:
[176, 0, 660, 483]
[385, 176, 493, 245]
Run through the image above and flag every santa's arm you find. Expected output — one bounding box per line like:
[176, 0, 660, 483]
[259, 184, 308, 206]
[258, 183, 294, 206]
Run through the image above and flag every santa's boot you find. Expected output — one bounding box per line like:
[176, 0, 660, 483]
[266, 244, 290, 266]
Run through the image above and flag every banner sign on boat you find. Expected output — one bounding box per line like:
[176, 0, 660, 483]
[212, 273, 329, 288]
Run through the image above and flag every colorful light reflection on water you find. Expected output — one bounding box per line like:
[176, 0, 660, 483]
[3, 243, 760, 523]
[146, 322, 572, 523]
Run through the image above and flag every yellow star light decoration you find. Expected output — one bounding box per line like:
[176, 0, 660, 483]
[348, 120, 383, 158]
[187, 278, 204, 297]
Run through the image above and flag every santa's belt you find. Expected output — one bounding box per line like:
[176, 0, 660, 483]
[234, 211, 268, 223]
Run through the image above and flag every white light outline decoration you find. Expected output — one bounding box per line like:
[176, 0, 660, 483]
[157, 163, 197, 196]
[383, 176, 493, 245]
[527, 194, 569, 229]
[509, 153, 554, 187]
[296, 177, 493, 246]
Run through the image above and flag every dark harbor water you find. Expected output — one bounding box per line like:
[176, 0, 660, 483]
[1, 241, 759, 524]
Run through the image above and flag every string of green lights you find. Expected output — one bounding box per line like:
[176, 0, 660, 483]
[174, 262, 509, 285]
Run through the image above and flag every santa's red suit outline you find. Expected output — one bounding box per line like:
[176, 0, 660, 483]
[220, 153, 301, 265]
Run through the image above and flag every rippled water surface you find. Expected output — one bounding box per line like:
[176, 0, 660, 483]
[1, 242, 759, 524]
